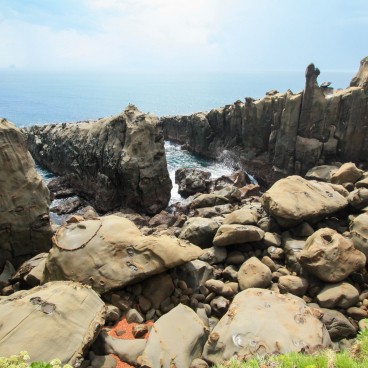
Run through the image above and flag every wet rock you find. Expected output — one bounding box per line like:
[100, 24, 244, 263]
[0, 281, 106, 365]
[138, 304, 208, 368]
[213, 224, 264, 246]
[330, 162, 363, 185]
[317, 282, 359, 309]
[0, 119, 52, 268]
[261, 176, 348, 227]
[179, 217, 221, 248]
[44, 215, 203, 294]
[175, 168, 211, 198]
[350, 212, 368, 257]
[26, 105, 172, 214]
[297, 228, 366, 283]
[202, 288, 331, 364]
[237, 257, 272, 290]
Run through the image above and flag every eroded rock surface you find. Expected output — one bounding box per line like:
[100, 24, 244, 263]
[0, 119, 52, 268]
[26, 105, 172, 214]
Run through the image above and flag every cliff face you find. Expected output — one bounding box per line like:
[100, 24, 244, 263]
[0, 119, 52, 268]
[162, 57, 368, 177]
[26, 105, 172, 214]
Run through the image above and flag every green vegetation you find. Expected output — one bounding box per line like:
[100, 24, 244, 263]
[215, 323, 368, 368]
[0, 352, 72, 368]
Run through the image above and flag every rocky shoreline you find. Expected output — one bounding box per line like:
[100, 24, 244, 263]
[1, 58, 368, 368]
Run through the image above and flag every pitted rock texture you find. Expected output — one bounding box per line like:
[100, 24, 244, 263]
[162, 58, 368, 177]
[202, 288, 331, 364]
[44, 215, 203, 294]
[26, 105, 172, 214]
[0, 281, 106, 365]
[0, 119, 52, 268]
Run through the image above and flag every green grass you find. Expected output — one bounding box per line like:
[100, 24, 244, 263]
[0, 352, 72, 368]
[214, 324, 368, 368]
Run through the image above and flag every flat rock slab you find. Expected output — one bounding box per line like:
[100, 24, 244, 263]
[0, 281, 106, 365]
[202, 288, 331, 364]
[44, 215, 203, 294]
[261, 175, 348, 227]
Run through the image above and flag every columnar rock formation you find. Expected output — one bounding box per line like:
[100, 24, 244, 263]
[162, 57, 368, 177]
[0, 119, 52, 268]
[26, 105, 172, 214]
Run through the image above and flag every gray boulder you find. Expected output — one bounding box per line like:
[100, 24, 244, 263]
[202, 288, 331, 364]
[0, 281, 106, 365]
[0, 119, 52, 268]
[44, 215, 203, 294]
[175, 168, 211, 198]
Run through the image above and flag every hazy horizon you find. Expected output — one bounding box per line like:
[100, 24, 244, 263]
[1, 0, 367, 73]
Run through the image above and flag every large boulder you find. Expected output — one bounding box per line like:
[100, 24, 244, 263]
[297, 228, 366, 283]
[237, 257, 272, 290]
[0, 119, 52, 268]
[350, 212, 368, 256]
[44, 215, 203, 294]
[138, 304, 208, 368]
[317, 282, 359, 309]
[261, 176, 348, 227]
[26, 105, 172, 214]
[175, 168, 211, 198]
[0, 281, 106, 365]
[330, 162, 363, 185]
[202, 288, 331, 364]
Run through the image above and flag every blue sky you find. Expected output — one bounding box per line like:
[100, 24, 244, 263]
[0, 0, 367, 72]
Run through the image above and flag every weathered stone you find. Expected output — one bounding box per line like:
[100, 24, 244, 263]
[138, 304, 208, 368]
[175, 168, 211, 198]
[282, 232, 305, 274]
[190, 194, 229, 209]
[0, 119, 52, 268]
[179, 217, 221, 248]
[261, 176, 348, 227]
[330, 162, 363, 185]
[213, 224, 264, 246]
[44, 215, 203, 294]
[141, 273, 175, 309]
[278, 276, 308, 297]
[348, 188, 368, 209]
[317, 282, 359, 309]
[346, 306, 368, 321]
[0, 281, 106, 365]
[205, 279, 237, 299]
[202, 288, 331, 364]
[237, 257, 272, 290]
[194, 204, 233, 218]
[26, 105, 172, 214]
[350, 212, 368, 257]
[176, 260, 215, 292]
[305, 165, 339, 182]
[223, 206, 259, 225]
[199, 246, 227, 265]
[297, 228, 366, 283]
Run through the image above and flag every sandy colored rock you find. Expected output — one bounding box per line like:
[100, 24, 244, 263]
[202, 288, 331, 364]
[44, 215, 203, 294]
[213, 224, 264, 246]
[330, 162, 363, 184]
[305, 165, 339, 182]
[237, 257, 272, 290]
[223, 206, 260, 225]
[0, 281, 106, 365]
[190, 194, 229, 209]
[350, 212, 368, 256]
[26, 105, 172, 214]
[0, 119, 52, 268]
[297, 228, 366, 283]
[348, 188, 368, 209]
[278, 275, 308, 297]
[138, 304, 208, 368]
[317, 282, 359, 309]
[261, 176, 348, 227]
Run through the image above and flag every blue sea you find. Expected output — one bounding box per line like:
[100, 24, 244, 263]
[0, 69, 354, 214]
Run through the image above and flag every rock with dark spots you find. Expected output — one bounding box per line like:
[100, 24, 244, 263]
[26, 105, 172, 214]
[179, 217, 221, 248]
[0, 281, 106, 365]
[237, 257, 272, 290]
[350, 212, 368, 256]
[44, 215, 203, 294]
[297, 228, 366, 283]
[317, 282, 359, 309]
[213, 224, 264, 246]
[0, 119, 52, 268]
[213, 186, 242, 203]
[175, 168, 211, 198]
[330, 162, 363, 185]
[261, 176, 348, 227]
[138, 304, 208, 368]
[202, 288, 331, 364]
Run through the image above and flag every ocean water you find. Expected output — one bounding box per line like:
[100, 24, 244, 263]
[0, 69, 354, 209]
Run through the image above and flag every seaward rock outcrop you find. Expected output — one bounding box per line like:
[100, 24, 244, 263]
[0, 119, 52, 269]
[26, 105, 172, 214]
[161, 57, 368, 178]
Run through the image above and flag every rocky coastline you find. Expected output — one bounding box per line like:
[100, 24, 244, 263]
[1, 58, 368, 368]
